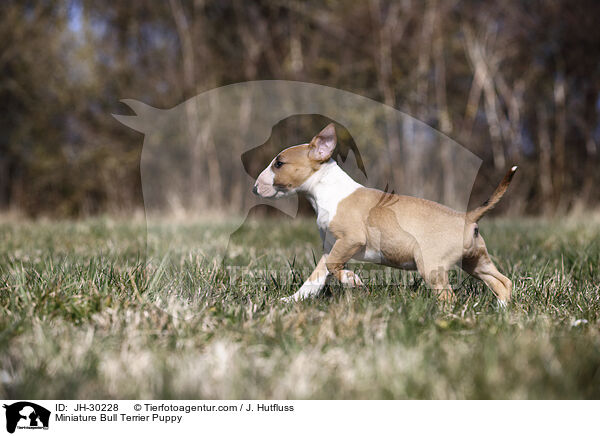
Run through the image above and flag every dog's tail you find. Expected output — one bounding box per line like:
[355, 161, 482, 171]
[466, 165, 518, 223]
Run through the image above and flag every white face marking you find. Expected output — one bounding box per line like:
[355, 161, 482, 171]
[254, 158, 282, 198]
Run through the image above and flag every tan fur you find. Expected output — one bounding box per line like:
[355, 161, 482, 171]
[254, 130, 330, 198]
[467, 166, 518, 223]
[273, 144, 318, 189]
[254, 123, 517, 303]
[309, 254, 363, 286]
[327, 187, 513, 301]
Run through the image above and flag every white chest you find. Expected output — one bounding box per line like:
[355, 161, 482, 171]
[302, 161, 360, 219]
[315, 200, 337, 233]
[300, 161, 362, 249]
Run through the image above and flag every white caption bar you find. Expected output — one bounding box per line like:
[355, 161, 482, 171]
[0, 400, 597, 436]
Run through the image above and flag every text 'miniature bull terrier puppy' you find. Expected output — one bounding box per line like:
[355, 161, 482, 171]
[253, 123, 517, 304]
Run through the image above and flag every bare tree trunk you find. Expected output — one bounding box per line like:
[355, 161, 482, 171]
[537, 103, 553, 214]
[369, 0, 403, 189]
[465, 32, 505, 170]
[415, 3, 435, 121]
[405, 1, 435, 198]
[493, 74, 525, 163]
[553, 70, 566, 212]
[432, 2, 456, 206]
[170, 0, 222, 211]
[0, 152, 9, 209]
[232, 3, 266, 212]
[462, 50, 484, 140]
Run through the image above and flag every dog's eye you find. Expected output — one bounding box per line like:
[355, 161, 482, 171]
[274, 160, 284, 169]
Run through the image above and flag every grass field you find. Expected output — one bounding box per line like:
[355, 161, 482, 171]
[1, 215, 600, 399]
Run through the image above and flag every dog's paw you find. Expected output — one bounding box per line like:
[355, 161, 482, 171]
[281, 292, 309, 303]
[340, 270, 364, 287]
[281, 284, 321, 303]
[497, 299, 508, 309]
[436, 289, 456, 304]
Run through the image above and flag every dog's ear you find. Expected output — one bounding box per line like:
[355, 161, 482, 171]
[308, 123, 337, 162]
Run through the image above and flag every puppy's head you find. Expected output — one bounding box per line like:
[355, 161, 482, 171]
[253, 124, 337, 198]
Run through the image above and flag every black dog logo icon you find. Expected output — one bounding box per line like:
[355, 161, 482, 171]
[3, 402, 50, 433]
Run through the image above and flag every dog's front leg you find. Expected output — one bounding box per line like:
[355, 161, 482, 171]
[326, 239, 365, 287]
[283, 255, 330, 302]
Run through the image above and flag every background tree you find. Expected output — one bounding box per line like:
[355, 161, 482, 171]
[0, 0, 598, 216]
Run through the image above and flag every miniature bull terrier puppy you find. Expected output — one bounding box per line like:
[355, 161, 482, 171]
[253, 124, 517, 304]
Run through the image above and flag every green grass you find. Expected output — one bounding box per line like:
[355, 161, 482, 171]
[1, 215, 600, 399]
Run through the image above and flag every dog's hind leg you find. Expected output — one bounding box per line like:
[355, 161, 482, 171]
[414, 249, 455, 302]
[462, 254, 512, 304]
[461, 235, 512, 305]
[427, 268, 455, 302]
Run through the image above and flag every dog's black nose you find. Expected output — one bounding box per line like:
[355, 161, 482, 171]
[252, 185, 258, 195]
